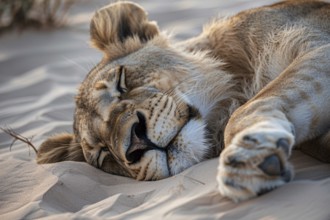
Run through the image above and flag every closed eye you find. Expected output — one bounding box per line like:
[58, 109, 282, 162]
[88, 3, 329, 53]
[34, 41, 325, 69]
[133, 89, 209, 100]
[117, 66, 128, 94]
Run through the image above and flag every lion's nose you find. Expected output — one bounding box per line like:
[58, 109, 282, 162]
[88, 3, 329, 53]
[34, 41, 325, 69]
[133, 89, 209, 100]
[126, 112, 152, 163]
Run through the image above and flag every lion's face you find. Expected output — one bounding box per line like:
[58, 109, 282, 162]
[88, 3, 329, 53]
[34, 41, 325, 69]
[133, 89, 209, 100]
[36, 2, 231, 179]
[74, 37, 210, 180]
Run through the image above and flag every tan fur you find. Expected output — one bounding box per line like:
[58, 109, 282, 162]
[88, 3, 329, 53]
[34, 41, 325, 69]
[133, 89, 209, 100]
[90, 1, 159, 60]
[37, 133, 84, 163]
[37, 1, 330, 201]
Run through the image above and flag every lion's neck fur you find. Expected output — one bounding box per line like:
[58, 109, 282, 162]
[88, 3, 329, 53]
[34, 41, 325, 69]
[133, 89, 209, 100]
[172, 48, 247, 155]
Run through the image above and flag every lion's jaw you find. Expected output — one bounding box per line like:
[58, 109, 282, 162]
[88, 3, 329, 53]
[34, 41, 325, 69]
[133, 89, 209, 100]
[121, 116, 209, 180]
[124, 95, 210, 180]
[82, 93, 210, 181]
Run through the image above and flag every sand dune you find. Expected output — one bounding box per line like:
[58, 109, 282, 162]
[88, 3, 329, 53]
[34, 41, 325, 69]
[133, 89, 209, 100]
[1, 1, 330, 219]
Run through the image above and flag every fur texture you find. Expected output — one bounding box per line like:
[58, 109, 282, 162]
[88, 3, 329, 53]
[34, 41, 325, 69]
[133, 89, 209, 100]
[37, 0, 330, 202]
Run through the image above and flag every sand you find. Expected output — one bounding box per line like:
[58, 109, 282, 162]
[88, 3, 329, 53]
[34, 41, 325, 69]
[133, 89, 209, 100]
[0, 0, 330, 219]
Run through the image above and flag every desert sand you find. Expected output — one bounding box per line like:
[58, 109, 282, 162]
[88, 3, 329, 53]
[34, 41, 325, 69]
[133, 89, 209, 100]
[0, 1, 330, 219]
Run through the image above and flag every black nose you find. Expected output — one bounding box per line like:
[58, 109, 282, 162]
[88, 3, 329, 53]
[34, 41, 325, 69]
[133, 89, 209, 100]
[125, 112, 149, 163]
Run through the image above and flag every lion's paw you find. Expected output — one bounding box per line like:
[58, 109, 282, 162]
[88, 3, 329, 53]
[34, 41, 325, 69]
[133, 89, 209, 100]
[217, 121, 295, 202]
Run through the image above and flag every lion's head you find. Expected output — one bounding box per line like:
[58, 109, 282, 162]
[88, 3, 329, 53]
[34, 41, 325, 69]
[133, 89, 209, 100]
[37, 2, 228, 180]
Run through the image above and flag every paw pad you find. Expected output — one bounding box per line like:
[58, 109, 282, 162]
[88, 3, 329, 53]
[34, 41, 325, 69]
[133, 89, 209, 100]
[258, 154, 283, 176]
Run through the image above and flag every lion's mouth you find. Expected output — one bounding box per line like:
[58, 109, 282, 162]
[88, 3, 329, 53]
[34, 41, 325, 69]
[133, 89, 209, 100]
[125, 107, 193, 163]
[124, 106, 205, 179]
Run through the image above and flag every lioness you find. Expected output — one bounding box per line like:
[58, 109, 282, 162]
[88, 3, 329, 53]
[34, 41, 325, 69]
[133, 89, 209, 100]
[37, 0, 330, 202]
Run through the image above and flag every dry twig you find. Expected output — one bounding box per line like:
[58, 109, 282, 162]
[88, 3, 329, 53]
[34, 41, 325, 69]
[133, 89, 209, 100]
[1, 127, 38, 155]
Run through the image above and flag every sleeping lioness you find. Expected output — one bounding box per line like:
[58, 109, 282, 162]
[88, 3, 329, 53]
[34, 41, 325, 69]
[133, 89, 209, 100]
[37, 0, 330, 202]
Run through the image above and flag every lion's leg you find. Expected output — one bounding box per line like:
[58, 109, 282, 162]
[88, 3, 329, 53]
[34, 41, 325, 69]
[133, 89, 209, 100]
[217, 44, 330, 202]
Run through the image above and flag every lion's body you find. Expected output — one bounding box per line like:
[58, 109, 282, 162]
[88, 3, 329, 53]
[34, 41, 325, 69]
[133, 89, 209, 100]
[182, 0, 330, 152]
[37, 0, 330, 202]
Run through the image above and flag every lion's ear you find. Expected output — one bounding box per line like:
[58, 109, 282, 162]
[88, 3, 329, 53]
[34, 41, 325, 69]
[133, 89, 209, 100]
[90, 1, 159, 60]
[37, 133, 85, 164]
